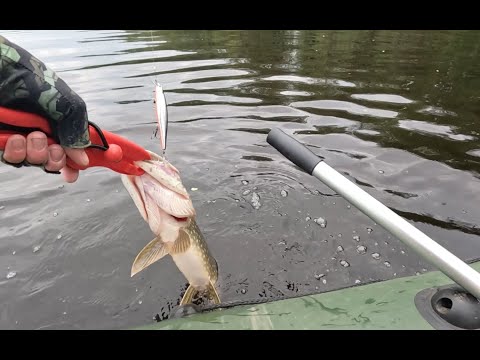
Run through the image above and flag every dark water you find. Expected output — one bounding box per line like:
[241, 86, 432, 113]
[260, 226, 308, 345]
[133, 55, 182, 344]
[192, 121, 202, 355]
[1, 30, 480, 329]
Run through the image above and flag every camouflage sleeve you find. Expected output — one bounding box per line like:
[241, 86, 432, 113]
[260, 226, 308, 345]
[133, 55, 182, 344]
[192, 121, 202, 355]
[0, 35, 91, 148]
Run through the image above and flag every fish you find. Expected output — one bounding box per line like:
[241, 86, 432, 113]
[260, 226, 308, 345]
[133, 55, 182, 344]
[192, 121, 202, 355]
[121, 150, 221, 305]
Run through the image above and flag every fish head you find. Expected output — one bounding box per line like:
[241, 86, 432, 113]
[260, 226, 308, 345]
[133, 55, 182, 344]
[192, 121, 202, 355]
[121, 150, 195, 242]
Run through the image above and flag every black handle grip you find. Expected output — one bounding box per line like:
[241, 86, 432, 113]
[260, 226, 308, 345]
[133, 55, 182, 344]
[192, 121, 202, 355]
[267, 127, 323, 175]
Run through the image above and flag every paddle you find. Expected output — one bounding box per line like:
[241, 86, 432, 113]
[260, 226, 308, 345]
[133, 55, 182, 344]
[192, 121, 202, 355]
[267, 127, 480, 300]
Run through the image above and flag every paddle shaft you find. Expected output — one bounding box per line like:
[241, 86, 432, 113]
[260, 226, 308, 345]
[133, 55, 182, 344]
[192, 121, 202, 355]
[267, 127, 480, 300]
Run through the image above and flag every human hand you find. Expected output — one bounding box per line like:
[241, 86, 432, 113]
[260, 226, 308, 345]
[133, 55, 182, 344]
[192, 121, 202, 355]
[1, 35, 93, 183]
[2, 131, 89, 183]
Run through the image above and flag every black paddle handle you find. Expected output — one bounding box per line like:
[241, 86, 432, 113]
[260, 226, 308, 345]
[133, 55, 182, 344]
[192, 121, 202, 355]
[266, 127, 323, 175]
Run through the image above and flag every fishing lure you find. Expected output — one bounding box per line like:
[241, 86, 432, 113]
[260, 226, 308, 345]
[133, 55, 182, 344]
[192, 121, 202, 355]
[153, 81, 168, 158]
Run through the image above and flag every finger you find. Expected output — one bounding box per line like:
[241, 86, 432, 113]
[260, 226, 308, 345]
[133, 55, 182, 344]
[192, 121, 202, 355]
[3, 135, 27, 164]
[61, 165, 80, 183]
[64, 148, 89, 167]
[44, 144, 66, 172]
[26, 132, 48, 165]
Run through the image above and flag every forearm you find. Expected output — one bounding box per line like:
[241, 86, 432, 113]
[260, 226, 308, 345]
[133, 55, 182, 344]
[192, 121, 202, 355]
[0, 35, 90, 148]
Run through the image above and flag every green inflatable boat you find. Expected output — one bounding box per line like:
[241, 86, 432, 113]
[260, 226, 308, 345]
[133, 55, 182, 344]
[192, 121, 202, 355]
[137, 128, 480, 330]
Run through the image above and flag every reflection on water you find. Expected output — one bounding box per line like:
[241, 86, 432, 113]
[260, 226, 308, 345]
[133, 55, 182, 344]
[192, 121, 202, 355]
[1, 30, 480, 329]
[397, 120, 475, 141]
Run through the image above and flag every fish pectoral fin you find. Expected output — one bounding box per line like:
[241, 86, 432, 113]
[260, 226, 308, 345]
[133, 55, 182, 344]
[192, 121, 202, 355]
[170, 230, 191, 254]
[131, 236, 169, 277]
[179, 282, 221, 306]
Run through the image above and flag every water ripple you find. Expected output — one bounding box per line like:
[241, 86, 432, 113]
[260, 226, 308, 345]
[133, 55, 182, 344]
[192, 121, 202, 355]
[398, 120, 475, 141]
[291, 100, 399, 119]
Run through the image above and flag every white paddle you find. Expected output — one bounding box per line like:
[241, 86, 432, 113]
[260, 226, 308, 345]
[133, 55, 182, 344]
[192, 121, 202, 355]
[267, 127, 480, 300]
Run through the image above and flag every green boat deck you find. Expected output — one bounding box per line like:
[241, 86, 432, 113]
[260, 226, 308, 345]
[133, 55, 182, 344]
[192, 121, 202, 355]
[136, 261, 480, 330]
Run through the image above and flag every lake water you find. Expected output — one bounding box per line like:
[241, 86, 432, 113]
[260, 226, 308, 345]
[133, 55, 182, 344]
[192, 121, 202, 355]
[1, 30, 480, 329]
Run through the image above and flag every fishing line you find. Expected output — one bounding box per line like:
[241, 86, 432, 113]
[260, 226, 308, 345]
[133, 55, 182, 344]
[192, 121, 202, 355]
[149, 29, 161, 152]
[150, 29, 159, 85]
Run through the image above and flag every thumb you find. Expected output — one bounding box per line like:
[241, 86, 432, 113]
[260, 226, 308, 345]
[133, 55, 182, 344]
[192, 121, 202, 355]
[64, 148, 89, 167]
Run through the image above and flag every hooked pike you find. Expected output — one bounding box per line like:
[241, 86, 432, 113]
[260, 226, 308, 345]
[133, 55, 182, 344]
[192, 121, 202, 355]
[121, 150, 221, 305]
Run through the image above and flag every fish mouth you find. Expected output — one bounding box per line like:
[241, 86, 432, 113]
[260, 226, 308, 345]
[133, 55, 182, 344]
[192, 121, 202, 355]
[121, 152, 196, 235]
[140, 168, 195, 218]
[134, 151, 189, 199]
[159, 204, 192, 228]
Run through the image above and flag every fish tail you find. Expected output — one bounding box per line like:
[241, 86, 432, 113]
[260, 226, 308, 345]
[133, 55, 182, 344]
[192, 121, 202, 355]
[180, 284, 196, 305]
[180, 281, 221, 306]
[208, 281, 221, 304]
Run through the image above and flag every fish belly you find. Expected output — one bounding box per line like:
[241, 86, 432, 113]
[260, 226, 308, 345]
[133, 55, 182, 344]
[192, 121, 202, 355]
[171, 247, 211, 290]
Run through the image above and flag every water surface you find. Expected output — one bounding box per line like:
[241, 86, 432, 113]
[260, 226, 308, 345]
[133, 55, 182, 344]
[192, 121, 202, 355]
[1, 30, 480, 329]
